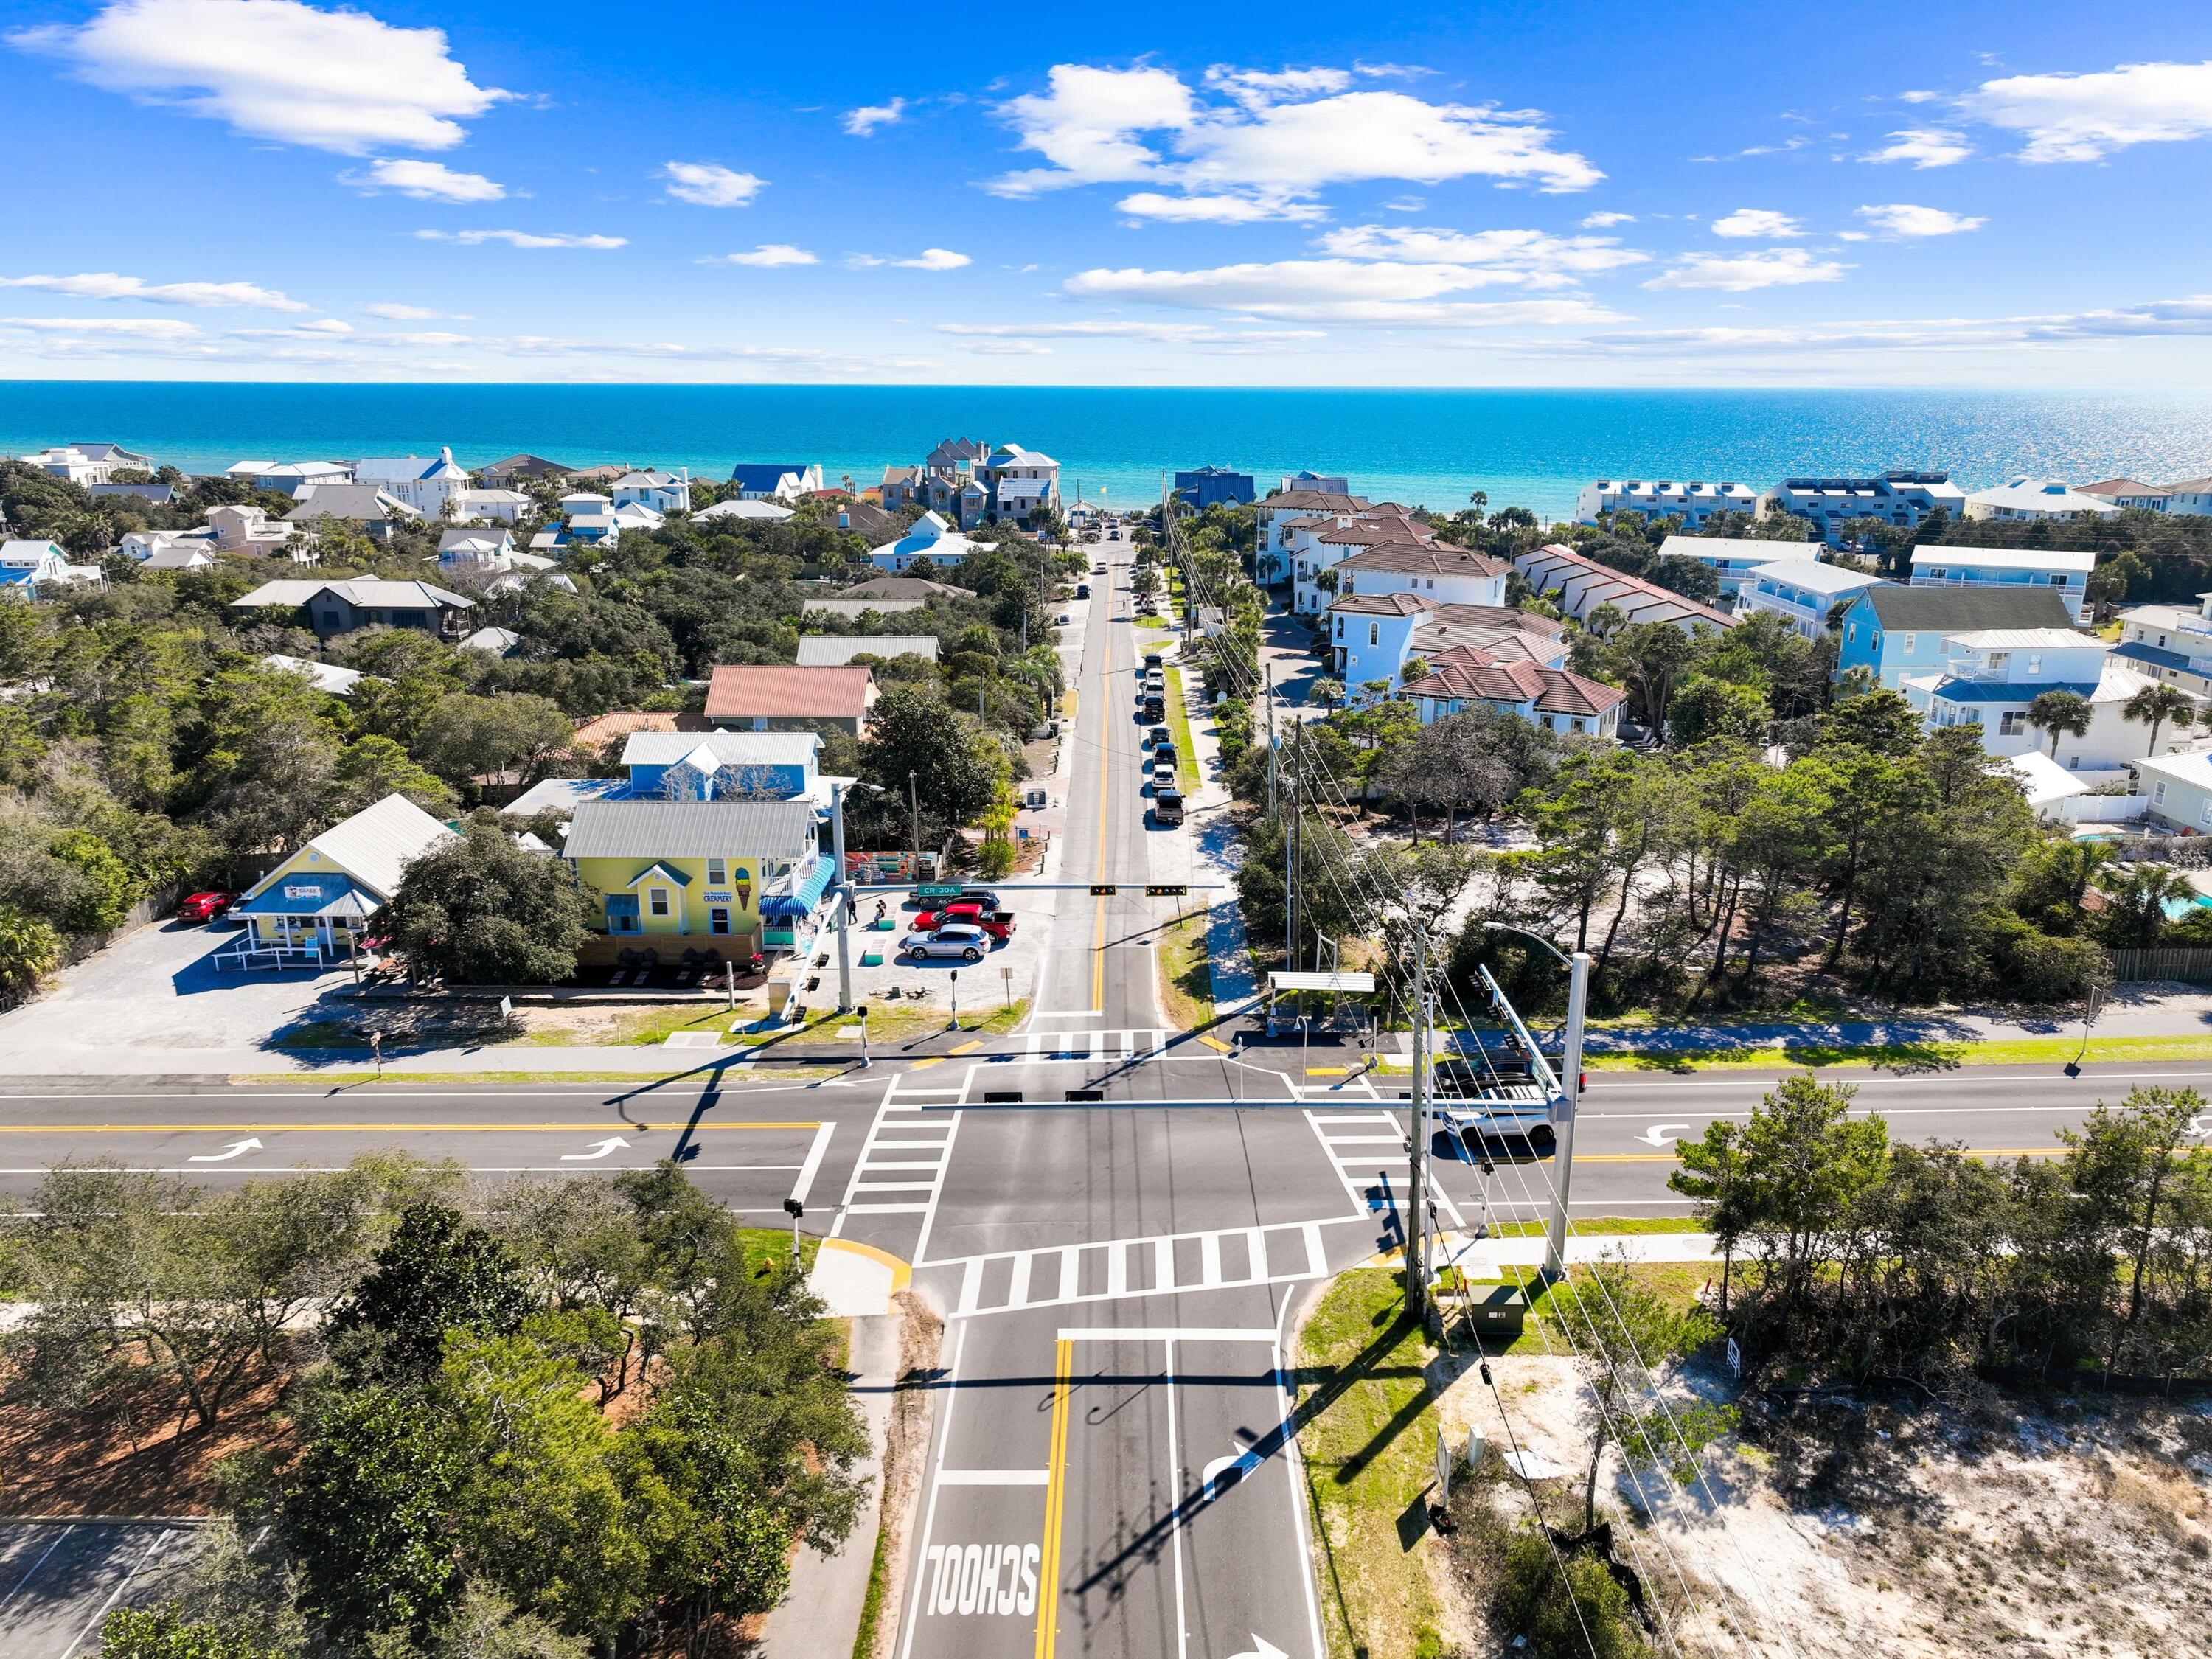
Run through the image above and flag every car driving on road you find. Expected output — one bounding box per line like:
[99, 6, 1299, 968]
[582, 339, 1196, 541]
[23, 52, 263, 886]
[898, 922, 991, 962]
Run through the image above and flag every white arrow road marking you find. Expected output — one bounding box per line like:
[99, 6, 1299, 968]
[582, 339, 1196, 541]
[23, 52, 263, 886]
[1640, 1124, 1691, 1147]
[560, 1135, 631, 1161]
[1227, 1638, 1288, 1659]
[187, 1138, 262, 1163]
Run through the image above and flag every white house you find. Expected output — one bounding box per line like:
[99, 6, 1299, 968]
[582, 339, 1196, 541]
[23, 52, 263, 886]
[1512, 543, 1739, 636]
[2079, 478, 2171, 512]
[2112, 593, 2212, 700]
[696, 498, 794, 524]
[868, 510, 985, 571]
[120, 527, 215, 563]
[1280, 470, 1351, 495]
[1906, 545, 2095, 624]
[1333, 542, 1509, 608]
[538, 492, 661, 549]
[16, 443, 155, 486]
[2129, 751, 2212, 833]
[0, 539, 80, 597]
[2165, 477, 2212, 518]
[143, 543, 220, 572]
[354, 449, 471, 516]
[1759, 471, 1966, 542]
[1284, 512, 1433, 613]
[729, 463, 824, 502]
[1902, 627, 2195, 772]
[611, 470, 692, 515]
[264, 654, 364, 696]
[1962, 477, 2122, 524]
[1402, 646, 1627, 738]
[206, 503, 299, 557]
[448, 487, 532, 525]
[980, 445, 1061, 521]
[1574, 479, 1759, 529]
[437, 527, 518, 568]
[1654, 533, 1822, 605]
[1733, 560, 1892, 639]
[1327, 594, 1568, 693]
[1255, 488, 1369, 582]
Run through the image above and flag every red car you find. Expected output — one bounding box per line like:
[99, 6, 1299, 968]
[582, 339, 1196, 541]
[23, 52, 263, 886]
[178, 891, 236, 923]
[912, 901, 1015, 942]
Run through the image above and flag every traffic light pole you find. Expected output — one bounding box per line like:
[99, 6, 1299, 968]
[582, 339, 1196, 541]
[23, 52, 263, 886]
[1408, 935, 1430, 1324]
[1545, 950, 1590, 1281]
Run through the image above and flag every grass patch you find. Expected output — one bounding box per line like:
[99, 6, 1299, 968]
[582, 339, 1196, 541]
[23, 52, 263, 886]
[818, 998, 1029, 1044]
[1162, 664, 1200, 790]
[738, 1225, 818, 1280]
[1134, 613, 1170, 629]
[1155, 910, 1214, 1032]
[1585, 1032, 2212, 1073]
[850, 1519, 892, 1659]
[1483, 1215, 1705, 1238]
[228, 1068, 830, 1086]
[1497, 1259, 1711, 1357]
[1296, 1267, 1447, 1659]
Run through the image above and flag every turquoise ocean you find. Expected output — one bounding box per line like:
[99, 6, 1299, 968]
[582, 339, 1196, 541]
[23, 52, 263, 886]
[4, 383, 2210, 522]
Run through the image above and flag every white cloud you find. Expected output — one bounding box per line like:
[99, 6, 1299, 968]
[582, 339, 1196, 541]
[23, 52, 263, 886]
[1955, 59, 2212, 162]
[1854, 202, 1986, 237]
[362, 302, 442, 319]
[703, 245, 819, 268]
[1644, 248, 1850, 291]
[1315, 224, 1645, 285]
[0, 314, 206, 339]
[844, 97, 906, 136]
[9, 0, 509, 154]
[414, 229, 625, 249]
[1063, 259, 1624, 325]
[988, 63, 1599, 220]
[1693, 135, 1812, 161]
[1116, 191, 1325, 223]
[0, 270, 308, 310]
[964, 340, 1054, 355]
[344, 157, 504, 202]
[661, 161, 765, 207]
[1711, 208, 1805, 238]
[939, 321, 1325, 344]
[1581, 210, 1635, 227]
[1555, 292, 2212, 361]
[1860, 128, 1973, 167]
[894, 248, 971, 271]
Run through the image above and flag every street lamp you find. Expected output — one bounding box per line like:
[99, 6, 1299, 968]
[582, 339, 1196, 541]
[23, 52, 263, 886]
[1481, 922, 1591, 1281]
[830, 782, 888, 1011]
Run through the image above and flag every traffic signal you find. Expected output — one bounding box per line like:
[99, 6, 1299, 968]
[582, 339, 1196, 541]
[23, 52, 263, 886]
[1089, 883, 1119, 895]
[1144, 884, 1189, 897]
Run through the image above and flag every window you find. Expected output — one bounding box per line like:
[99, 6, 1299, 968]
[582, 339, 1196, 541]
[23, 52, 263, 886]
[2049, 573, 2067, 585]
[648, 888, 670, 918]
[2027, 654, 2042, 676]
[706, 858, 726, 886]
[1998, 711, 2023, 736]
[1900, 633, 1916, 653]
[710, 906, 731, 934]
[2154, 782, 2168, 805]
[1368, 622, 1380, 647]
[2200, 799, 2212, 827]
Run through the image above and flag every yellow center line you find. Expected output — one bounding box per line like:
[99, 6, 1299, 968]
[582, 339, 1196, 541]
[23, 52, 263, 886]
[947, 1040, 984, 1056]
[0, 1121, 823, 1134]
[1035, 1335, 1072, 1658]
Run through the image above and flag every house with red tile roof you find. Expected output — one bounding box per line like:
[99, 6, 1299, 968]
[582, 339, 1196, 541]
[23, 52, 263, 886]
[1402, 645, 1627, 738]
[705, 664, 877, 733]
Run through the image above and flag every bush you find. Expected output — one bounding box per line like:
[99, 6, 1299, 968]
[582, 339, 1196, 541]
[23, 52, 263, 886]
[1493, 1530, 1649, 1658]
[1979, 909, 2108, 1002]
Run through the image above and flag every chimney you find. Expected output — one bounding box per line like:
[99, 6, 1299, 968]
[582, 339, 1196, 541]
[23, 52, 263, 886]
[441, 445, 453, 465]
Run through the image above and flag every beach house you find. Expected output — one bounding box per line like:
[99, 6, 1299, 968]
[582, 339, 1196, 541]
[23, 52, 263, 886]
[1759, 472, 1966, 542]
[1834, 586, 2081, 689]
[1906, 545, 2095, 624]
[1653, 534, 1822, 606]
[1961, 478, 2122, 524]
[1573, 479, 1759, 529]
[704, 664, 877, 734]
[1401, 647, 1627, 737]
[1511, 544, 1739, 636]
[1732, 560, 1892, 639]
[1902, 629, 2195, 772]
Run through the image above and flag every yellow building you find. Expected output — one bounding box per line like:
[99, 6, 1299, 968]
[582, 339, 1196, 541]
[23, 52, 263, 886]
[563, 799, 829, 956]
[226, 793, 452, 967]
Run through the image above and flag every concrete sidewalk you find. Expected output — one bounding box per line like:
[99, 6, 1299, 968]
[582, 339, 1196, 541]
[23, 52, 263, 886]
[1171, 641, 1260, 1014]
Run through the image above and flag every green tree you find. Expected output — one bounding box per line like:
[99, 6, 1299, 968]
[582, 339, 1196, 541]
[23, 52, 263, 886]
[1815, 689, 1922, 756]
[1669, 1120, 1753, 1312]
[1492, 1529, 1649, 1658]
[855, 684, 998, 845]
[414, 693, 574, 788]
[1601, 622, 1699, 730]
[330, 1204, 532, 1383]
[99, 1607, 285, 1659]
[1570, 1256, 1729, 1534]
[333, 734, 460, 818]
[1731, 1076, 1889, 1314]
[2098, 861, 2191, 950]
[48, 828, 141, 933]
[2026, 686, 2092, 758]
[0, 903, 63, 992]
[2061, 1087, 2212, 1364]
[1665, 674, 1768, 748]
[384, 821, 599, 984]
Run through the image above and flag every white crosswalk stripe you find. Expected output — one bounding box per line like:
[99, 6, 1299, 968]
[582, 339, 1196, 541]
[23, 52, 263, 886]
[831, 1077, 961, 1255]
[943, 1220, 1333, 1318]
[1012, 1028, 1170, 1060]
[1304, 1106, 1407, 1217]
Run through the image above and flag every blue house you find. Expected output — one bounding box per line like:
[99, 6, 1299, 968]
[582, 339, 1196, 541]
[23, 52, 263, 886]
[1173, 466, 1256, 510]
[1834, 585, 2081, 689]
[502, 730, 824, 817]
[728, 462, 824, 501]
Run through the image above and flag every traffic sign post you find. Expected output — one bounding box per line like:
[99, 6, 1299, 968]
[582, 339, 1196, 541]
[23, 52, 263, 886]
[948, 969, 960, 1031]
[1001, 964, 1014, 1010]
[857, 1002, 871, 1068]
[782, 1197, 804, 1270]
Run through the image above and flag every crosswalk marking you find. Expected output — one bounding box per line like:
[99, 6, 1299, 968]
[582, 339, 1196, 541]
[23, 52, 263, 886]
[944, 1220, 1332, 1318]
[1006, 1028, 1170, 1060]
[831, 1074, 961, 1259]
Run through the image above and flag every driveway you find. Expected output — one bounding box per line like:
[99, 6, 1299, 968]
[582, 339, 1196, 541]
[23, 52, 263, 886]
[0, 919, 357, 1071]
[0, 1521, 204, 1658]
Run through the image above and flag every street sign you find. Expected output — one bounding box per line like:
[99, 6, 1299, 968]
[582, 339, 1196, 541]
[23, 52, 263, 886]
[1144, 884, 1189, 896]
[917, 883, 963, 900]
[1089, 883, 1118, 895]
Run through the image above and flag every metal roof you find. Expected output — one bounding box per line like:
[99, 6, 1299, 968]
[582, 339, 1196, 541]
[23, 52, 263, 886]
[563, 799, 820, 861]
[619, 730, 820, 767]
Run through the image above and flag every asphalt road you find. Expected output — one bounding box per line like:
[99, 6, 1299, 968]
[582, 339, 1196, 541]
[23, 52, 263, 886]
[5, 546, 2211, 1656]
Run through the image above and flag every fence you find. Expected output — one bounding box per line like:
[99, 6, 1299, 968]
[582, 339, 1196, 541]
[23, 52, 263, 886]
[2108, 947, 2212, 984]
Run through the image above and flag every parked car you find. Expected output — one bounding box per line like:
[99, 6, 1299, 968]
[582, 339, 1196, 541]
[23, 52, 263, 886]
[1141, 693, 1165, 722]
[1076, 582, 1090, 598]
[914, 900, 1015, 940]
[1142, 653, 1164, 672]
[1146, 725, 1172, 749]
[1151, 789, 1185, 826]
[1154, 742, 1179, 771]
[900, 922, 990, 962]
[177, 890, 236, 924]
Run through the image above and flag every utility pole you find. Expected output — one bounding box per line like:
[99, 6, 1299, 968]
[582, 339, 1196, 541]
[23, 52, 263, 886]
[1264, 663, 1278, 819]
[830, 781, 854, 1010]
[908, 770, 922, 882]
[1408, 934, 1430, 1324]
[1284, 736, 1299, 973]
[1544, 950, 1592, 1281]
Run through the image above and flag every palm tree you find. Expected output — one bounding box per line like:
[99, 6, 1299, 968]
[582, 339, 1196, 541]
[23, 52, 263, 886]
[2028, 688, 2093, 758]
[1467, 489, 1489, 513]
[2101, 863, 2194, 950]
[2124, 681, 2197, 754]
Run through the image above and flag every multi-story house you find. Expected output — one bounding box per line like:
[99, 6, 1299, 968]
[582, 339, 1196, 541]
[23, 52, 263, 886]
[1759, 471, 1966, 542]
[730, 463, 823, 502]
[611, 470, 692, 515]
[1833, 586, 2079, 689]
[1255, 488, 1369, 582]
[1573, 479, 1759, 529]
[0, 539, 102, 597]
[1402, 646, 1627, 737]
[1327, 594, 1568, 692]
[1961, 477, 2121, 524]
[978, 444, 1061, 523]
[448, 487, 532, 524]
[1173, 466, 1256, 509]
[1333, 543, 1509, 608]
[2112, 593, 2212, 700]
[1902, 627, 2193, 771]
[1654, 533, 1821, 606]
[206, 503, 301, 557]
[1732, 560, 1891, 639]
[867, 509, 986, 571]
[229, 578, 474, 641]
[1512, 544, 1739, 637]
[1906, 545, 2095, 624]
[16, 443, 156, 486]
[2080, 478, 2172, 512]
[2164, 477, 2212, 517]
[353, 449, 471, 517]
[226, 460, 355, 498]
[1284, 512, 1432, 613]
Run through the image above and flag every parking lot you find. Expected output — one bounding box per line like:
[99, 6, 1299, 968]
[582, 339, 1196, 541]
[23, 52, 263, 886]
[0, 1521, 205, 1658]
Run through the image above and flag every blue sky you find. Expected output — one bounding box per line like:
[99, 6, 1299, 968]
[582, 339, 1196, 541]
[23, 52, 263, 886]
[5, 0, 2212, 386]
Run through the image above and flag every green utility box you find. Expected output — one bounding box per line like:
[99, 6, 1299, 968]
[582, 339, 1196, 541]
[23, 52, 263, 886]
[1466, 1284, 1527, 1338]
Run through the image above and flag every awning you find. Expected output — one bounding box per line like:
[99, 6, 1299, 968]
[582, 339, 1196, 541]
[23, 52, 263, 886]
[1267, 971, 1377, 994]
[234, 872, 375, 919]
[759, 855, 835, 918]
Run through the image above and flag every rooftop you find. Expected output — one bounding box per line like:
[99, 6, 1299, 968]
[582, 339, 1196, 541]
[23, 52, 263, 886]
[563, 799, 820, 862]
[704, 664, 875, 721]
[1856, 586, 2079, 630]
[1911, 544, 2097, 574]
[796, 634, 940, 666]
